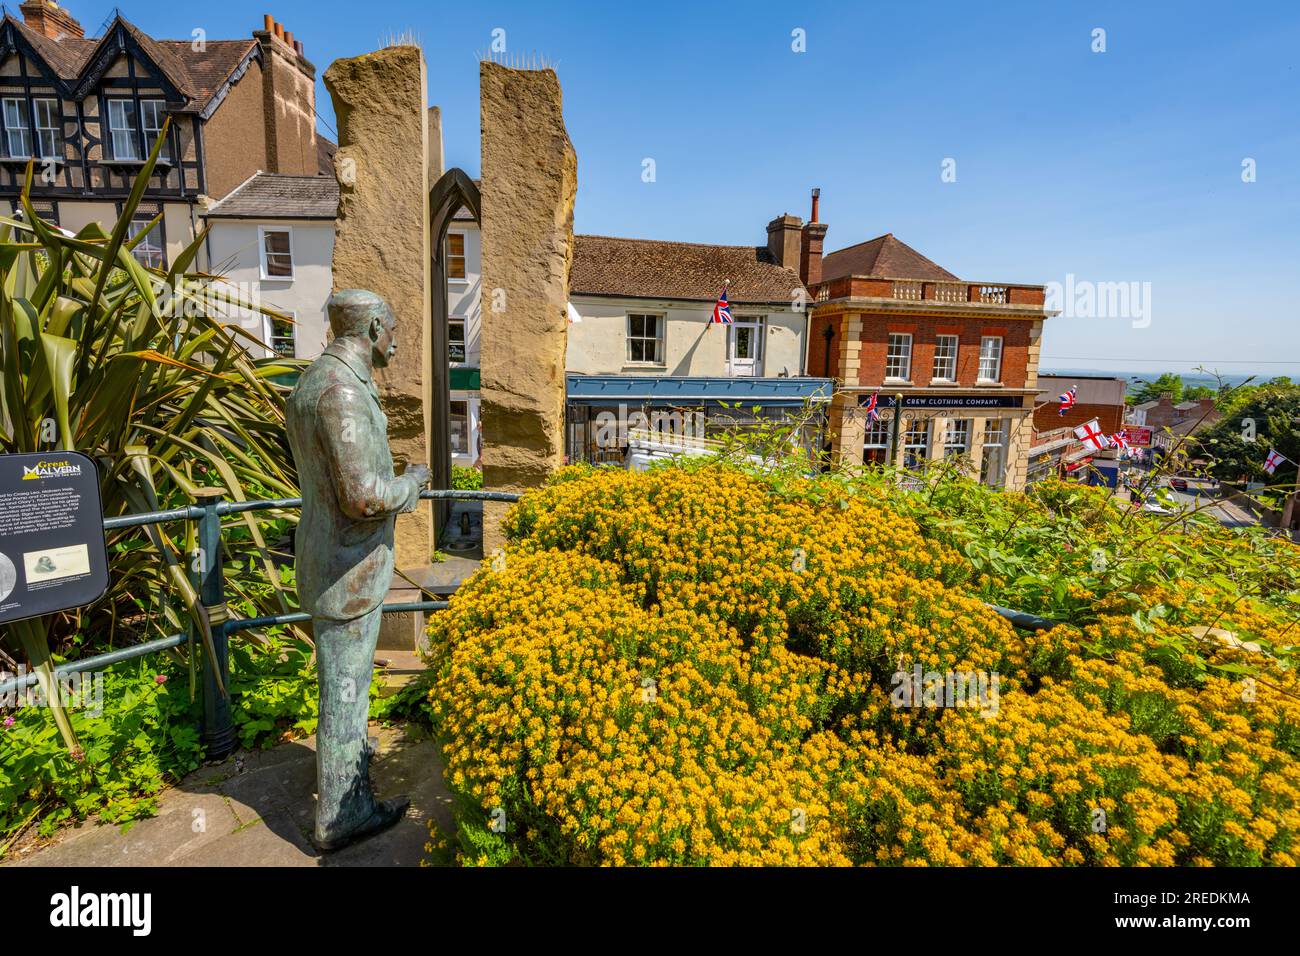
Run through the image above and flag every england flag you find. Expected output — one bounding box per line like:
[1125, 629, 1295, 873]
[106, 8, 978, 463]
[1073, 418, 1110, 451]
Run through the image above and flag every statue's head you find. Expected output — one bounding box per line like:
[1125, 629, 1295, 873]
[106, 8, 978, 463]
[327, 289, 398, 369]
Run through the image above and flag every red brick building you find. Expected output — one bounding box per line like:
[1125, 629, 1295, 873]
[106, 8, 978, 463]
[800, 192, 1056, 488]
[1028, 374, 1128, 483]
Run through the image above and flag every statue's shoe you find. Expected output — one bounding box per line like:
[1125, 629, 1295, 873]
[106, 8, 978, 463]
[312, 795, 412, 853]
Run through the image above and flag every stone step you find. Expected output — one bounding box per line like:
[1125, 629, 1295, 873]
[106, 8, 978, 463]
[374, 650, 427, 697]
[376, 558, 480, 652]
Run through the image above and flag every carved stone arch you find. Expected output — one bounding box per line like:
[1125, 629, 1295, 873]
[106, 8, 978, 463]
[428, 168, 480, 535]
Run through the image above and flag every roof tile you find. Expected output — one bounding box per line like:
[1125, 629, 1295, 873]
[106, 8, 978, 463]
[206, 173, 337, 219]
[821, 233, 958, 282]
[572, 235, 804, 304]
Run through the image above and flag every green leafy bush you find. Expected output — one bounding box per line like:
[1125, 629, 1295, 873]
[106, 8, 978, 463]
[451, 465, 483, 490]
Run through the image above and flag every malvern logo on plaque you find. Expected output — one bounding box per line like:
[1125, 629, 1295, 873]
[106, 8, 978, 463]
[0, 451, 109, 625]
[21, 459, 84, 480]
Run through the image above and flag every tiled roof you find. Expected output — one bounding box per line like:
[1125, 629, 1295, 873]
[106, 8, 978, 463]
[572, 235, 805, 304]
[206, 173, 338, 219]
[8, 17, 95, 76]
[2, 15, 263, 113]
[821, 233, 958, 282]
[155, 39, 258, 110]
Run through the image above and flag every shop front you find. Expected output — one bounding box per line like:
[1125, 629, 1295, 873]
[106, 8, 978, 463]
[837, 390, 1036, 489]
[565, 375, 834, 467]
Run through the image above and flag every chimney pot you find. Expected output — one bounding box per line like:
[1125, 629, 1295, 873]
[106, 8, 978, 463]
[799, 192, 828, 288]
[294, 40, 304, 55]
[273, 21, 284, 39]
[284, 30, 294, 47]
[263, 13, 274, 32]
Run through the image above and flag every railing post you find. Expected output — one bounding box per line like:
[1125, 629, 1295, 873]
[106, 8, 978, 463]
[192, 488, 236, 759]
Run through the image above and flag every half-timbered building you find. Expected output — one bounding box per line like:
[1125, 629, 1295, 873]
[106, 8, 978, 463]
[0, 2, 328, 267]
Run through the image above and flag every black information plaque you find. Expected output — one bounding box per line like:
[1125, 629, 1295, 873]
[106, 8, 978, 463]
[0, 451, 109, 625]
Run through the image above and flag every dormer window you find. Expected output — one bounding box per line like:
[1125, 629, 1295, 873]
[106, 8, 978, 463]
[33, 99, 60, 159]
[139, 100, 169, 162]
[1, 97, 62, 160]
[106, 99, 139, 160]
[2, 98, 32, 158]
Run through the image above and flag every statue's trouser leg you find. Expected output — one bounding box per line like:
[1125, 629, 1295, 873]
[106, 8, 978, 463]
[312, 605, 382, 843]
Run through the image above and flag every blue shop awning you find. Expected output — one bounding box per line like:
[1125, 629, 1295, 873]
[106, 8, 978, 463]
[566, 375, 834, 406]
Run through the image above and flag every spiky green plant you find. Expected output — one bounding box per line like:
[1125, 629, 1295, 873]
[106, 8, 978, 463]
[0, 123, 305, 752]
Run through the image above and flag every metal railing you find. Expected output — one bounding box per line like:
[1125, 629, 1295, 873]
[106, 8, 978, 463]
[0, 489, 520, 759]
[0, 486, 1059, 760]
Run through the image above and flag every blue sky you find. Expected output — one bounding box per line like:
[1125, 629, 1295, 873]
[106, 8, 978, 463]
[94, 0, 1299, 377]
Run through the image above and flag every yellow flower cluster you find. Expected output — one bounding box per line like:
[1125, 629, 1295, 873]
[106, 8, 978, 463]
[424, 465, 1300, 866]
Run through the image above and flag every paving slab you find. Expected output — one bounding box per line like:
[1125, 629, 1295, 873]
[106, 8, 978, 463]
[5, 722, 451, 868]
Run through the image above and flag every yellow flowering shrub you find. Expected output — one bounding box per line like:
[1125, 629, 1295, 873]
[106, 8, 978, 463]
[425, 463, 1299, 866]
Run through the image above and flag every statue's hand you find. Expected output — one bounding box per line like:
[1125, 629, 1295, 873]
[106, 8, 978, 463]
[404, 463, 432, 489]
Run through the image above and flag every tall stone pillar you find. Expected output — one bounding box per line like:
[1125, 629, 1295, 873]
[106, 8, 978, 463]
[1005, 414, 1032, 491]
[479, 62, 576, 551]
[325, 46, 433, 568]
[830, 395, 865, 469]
[829, 312, 864, 468]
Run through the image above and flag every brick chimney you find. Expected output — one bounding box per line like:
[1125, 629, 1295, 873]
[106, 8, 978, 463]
[19, 0, 84, 40]
[799, 187, 828, 287]
[253, 14, 318, 177]
[766, 213, 802, 270]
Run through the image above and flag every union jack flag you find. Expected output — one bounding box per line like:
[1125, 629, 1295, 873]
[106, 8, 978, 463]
[1058, 386, 1077, 416]
[864, 391, 880, 423]
[712, 287, 732, 324]
[1110, 432, 1130, 451]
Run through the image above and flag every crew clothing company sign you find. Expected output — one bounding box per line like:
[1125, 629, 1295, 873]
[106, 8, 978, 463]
[0, 451, 109, 625]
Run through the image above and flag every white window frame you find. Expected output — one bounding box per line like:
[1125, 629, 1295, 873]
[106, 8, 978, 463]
[980, 418, 1007, 487]
[449, 315, 467, 364]
[978, 335, 1003, 383]
[885, 332, 912, 382]
[902, 417, 931, 469]
[32, 98, 59, 160]
[626, 312, 665, 365]
[449, 399, 470, 456]
[106, 98, 139, 160]
[126, 217, 164, 270]
[139, 99, 169, 161]
[267, 310, 296, 358]
[864, 418, 892, 464]
[258, 225, 295, 280]
[932, 334, 958, 382]
[943, 418, 971, 457]
[3, 97, 31, 158]
[446, 231, 467, 282]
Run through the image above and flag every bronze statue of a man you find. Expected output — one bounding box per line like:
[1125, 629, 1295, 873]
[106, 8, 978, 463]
[286, 289, 430, 851]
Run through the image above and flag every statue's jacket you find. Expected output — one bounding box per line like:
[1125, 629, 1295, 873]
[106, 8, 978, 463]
[285, 336, 421, 622]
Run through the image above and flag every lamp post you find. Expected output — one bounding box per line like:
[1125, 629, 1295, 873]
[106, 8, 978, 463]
[889, 392, 905, 468]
